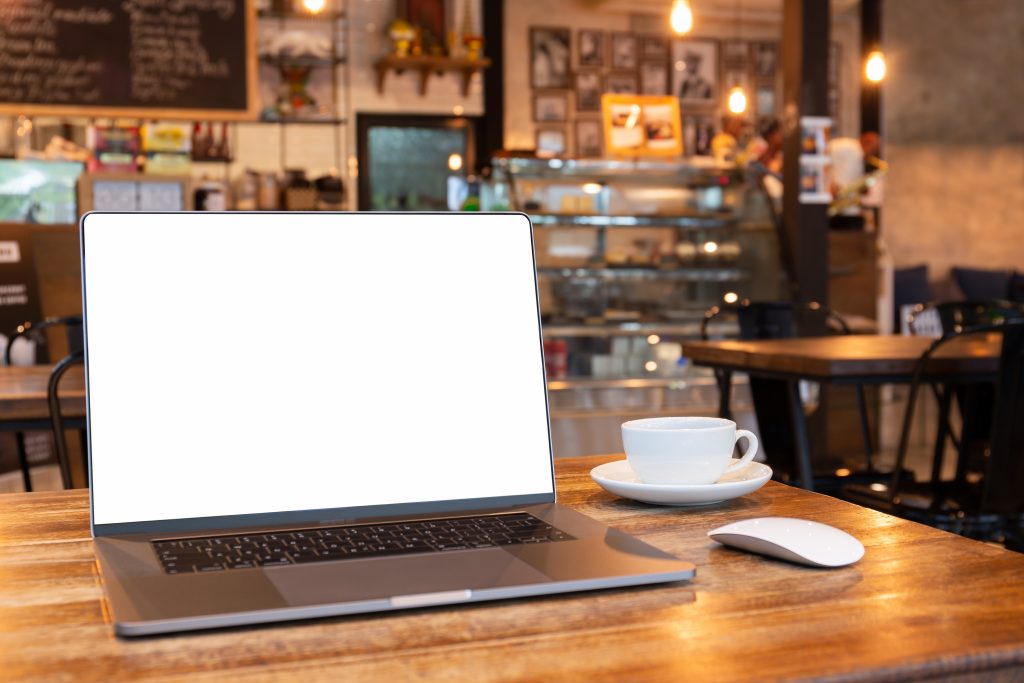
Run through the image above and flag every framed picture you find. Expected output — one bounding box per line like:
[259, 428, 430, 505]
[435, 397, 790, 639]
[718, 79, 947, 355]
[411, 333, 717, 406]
[575, 70, 602, 112]
[531, 27, 571, 89]
[611, 33, 637, 69]
[533, 92, 569, 122]
[605, 71, 639, 94]
[601, 94, 682, 157]
[671, 39, 718, 104]
[536, 128, 567, 158]
[723, 40, 748, 66]
[640, 35, 669, 60]
[640, 61, 669, 96]
[755, 83, 776, 118]
[575, 119, 603, 157]
[578, 29, 605, 68]
[753, 42, 778, 77]
[683, 114, 715, 156]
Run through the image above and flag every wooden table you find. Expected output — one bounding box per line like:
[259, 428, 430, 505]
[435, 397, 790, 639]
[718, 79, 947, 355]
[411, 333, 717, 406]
[682, 335, 1002, 489]
[3, 454, 1024, 682]
[0, 364, 86, 425]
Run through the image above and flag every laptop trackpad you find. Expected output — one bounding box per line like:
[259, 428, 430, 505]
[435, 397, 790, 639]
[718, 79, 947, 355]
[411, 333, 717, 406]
[266, 548, 550, 606]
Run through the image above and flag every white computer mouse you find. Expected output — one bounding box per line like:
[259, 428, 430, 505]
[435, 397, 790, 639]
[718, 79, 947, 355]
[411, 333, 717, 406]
[708, 517, 864, 567]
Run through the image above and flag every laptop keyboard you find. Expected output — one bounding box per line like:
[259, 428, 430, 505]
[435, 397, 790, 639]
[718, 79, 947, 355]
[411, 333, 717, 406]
[152, 512, 574, 574]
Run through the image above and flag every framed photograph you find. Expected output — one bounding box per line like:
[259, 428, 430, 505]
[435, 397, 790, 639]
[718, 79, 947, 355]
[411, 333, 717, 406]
[753, 42, 778, 77]
[578, 29, 605, 68]
[640, 61, 669, 95]
[536, 128, 567, 158]
[575, 119, 603, 157]
[723, 40, 748, 66]
[575, 70, 602, 112]
[683, 114, 715, 156]
[611, 33, 637, 69]
[755, 83, 776, 118]
[671, 39, 718, 104]
[531, 27, 571, 89]
[601, 94, 682, 157]
[533, 91, 568, 122]
[605, 71, 639, 94]
[640, 35, 669, 60]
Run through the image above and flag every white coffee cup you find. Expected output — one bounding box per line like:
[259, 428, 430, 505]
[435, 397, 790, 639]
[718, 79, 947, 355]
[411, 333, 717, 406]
[621, 416, 759, 485]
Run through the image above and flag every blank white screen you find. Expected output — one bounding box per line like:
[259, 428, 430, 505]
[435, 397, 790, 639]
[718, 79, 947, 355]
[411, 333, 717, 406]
[83, 213, 554, 525]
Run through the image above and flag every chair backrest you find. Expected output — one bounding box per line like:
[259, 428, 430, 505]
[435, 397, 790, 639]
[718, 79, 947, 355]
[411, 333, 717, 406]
[909, 301, 1024, 338]
[4, 316, 84, 366]
[48, 351, 85, 490]
[702, 300, 839, 341]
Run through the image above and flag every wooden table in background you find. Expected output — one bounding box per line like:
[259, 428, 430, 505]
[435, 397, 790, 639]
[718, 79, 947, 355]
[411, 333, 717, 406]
[682, 335, 1002, 489]
[3, 455, 1024, 682]
[0, 365, 85, 425]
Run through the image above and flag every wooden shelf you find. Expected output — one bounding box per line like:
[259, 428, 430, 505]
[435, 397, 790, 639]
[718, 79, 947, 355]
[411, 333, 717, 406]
[374, 55, 491, 97]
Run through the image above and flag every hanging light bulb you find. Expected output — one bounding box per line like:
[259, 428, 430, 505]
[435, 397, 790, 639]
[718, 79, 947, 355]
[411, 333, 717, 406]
[302, 0, 326, 14]
[865, 50, 886, 83]
[670, 0, 694, 35]
[727, 85, 747, 114]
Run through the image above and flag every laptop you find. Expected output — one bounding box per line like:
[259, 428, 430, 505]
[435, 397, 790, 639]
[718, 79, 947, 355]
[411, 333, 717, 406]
[81, 211, 695, 636]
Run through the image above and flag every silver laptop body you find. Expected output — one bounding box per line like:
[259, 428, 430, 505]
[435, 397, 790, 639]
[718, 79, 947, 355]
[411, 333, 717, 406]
[82, 212, 695, 636]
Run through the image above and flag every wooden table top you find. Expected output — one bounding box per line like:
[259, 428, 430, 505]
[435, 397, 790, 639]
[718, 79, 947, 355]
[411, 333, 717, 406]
[0, 364, 85, 422]
[683, 334, 1002, 380]
[3, 455, 1024, 682]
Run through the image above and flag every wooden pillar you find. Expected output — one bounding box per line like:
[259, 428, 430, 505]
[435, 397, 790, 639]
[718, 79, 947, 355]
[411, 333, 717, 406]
[476, 0, 504, 170]
[781, 0, 830, 313]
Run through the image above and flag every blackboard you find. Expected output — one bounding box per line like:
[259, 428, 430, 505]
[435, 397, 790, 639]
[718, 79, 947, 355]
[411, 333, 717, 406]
[0, 0, 257, 120]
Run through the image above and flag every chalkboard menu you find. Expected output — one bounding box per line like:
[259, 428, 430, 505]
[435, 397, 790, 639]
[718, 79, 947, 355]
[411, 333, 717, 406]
[0, 0, 256, 120]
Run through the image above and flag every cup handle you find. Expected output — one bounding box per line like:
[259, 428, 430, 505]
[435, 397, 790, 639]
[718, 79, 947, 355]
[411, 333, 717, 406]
[722, 429, 759, 475]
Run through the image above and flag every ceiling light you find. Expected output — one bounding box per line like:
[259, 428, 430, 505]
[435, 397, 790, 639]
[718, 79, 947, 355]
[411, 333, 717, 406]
[865, 50, 886, 83]
[670, 0, 694, 35]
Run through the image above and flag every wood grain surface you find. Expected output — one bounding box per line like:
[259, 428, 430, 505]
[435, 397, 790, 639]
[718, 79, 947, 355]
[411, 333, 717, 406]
[683, 334, 1001, 379]
[2, 455, 1023, 682]
[0, 365, 85, 422]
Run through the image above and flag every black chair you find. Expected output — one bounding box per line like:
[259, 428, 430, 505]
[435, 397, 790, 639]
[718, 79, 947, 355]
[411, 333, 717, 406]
[701, 300, 875, 485]
[851, 319, 1024, 543]
[48, 351, 85, 490]
[906, 301, 1024, 490]
[4, 316, 83, 492]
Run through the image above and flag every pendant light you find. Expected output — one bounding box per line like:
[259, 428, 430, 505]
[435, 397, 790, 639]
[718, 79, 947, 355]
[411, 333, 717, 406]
[865, 50, 886, 83]
[670, 0, 694, 35]
[726, 0, 747, 114]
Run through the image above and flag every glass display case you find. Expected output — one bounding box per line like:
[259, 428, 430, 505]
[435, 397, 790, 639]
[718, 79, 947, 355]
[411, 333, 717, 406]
[493, 156, 780, 456]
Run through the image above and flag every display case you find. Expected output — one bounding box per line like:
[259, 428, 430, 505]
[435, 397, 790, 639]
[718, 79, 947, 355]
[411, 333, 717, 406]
[492, 156, 781, 456]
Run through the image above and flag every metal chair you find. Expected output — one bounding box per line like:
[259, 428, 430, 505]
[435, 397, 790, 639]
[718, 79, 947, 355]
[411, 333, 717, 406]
[701, 300, 875, 484]
[48, 352, 85, 490]
[905, 301, 1024, 490]
[872, 319, 1024, 542]
[4, 316, 83, 492]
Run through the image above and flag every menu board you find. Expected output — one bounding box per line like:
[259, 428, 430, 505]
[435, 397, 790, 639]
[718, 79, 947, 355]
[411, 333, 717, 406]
[0, 0, 257, 120]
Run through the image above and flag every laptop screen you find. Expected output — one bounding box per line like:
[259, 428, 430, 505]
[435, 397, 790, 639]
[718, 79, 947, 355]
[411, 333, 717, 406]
[82, 213, 555, 530]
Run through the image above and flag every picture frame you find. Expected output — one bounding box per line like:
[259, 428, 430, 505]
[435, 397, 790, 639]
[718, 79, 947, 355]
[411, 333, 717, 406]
[753, 42, 778, 77]
[531, 27, 571, 89]
[536, 127, 567, 158]
[640, 35, 669, 61]
[671, 39, 719, 105]
[605, 71, 639, 95]
[611, 33, 637, 69]
[682, 114, 715, 156]
[601, 94, 682, 157]
[575, 119, 603, 158]
[578, 29, 605, 68]
[639, 61, 669, 96]
[533, 91, 569, 122]
[723, 40, 748, 67]
[755, 83, 776, 119]
[575, 70, 603, 112]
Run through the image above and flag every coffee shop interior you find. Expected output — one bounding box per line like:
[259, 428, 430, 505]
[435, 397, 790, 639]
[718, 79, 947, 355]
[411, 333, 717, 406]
[2, 0, 1024, 678]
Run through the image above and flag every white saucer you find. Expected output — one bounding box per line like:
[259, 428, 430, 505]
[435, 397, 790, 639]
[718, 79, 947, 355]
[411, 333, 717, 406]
[590, 459, 772, 506]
